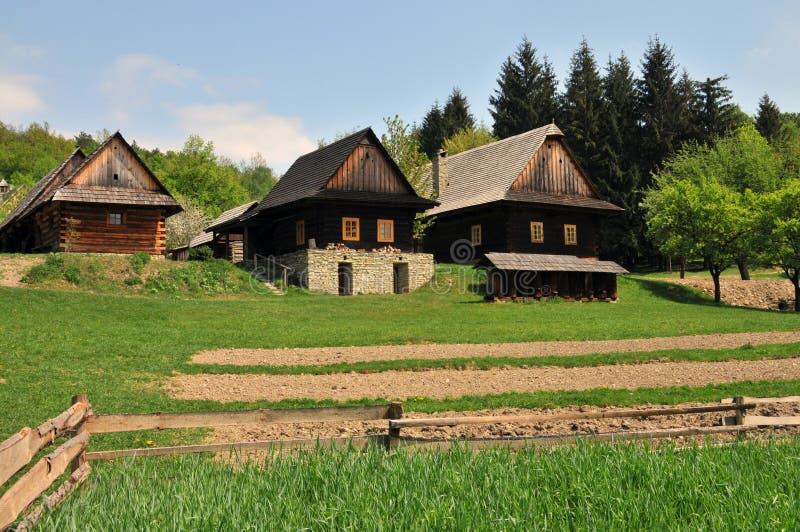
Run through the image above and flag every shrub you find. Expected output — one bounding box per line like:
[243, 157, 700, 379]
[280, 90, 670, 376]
[22, 254, 65, 284]
[63, 265, 82, 284]
[144, 259, 245, 295]
[128, 252, 151, 274]
[188, 246, 214, 262]
[124, 276, 143, 286]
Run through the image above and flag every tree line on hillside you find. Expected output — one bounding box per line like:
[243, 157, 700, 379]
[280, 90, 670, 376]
[0, 123, 278, 247]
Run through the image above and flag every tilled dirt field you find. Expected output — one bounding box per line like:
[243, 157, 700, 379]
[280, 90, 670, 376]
[190, 331, 800, 367]
[206, 401, 800, 444]
[170, 357, 800, 402]
[667, 277, 796, 310]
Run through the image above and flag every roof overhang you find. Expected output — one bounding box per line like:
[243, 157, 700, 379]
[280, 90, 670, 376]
[479, 252, 628, 274]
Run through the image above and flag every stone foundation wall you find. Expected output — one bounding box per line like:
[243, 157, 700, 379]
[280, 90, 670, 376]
[275, 249, 434, 295]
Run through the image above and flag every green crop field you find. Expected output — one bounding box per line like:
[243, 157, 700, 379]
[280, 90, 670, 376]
[36, 440, 800, 530]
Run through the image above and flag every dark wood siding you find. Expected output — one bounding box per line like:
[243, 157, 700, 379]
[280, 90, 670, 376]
[511, 139, 595, 197]
[504, 204, 598, 258]
[424, 204, 507, 262]
[256, 201, 418, 256]
[58, 204, 166, 254]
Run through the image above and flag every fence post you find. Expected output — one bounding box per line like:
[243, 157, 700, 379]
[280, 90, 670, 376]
[70, 394, 90, 472]
[734, 396, 745, 426]
[387, 402, 403, 450]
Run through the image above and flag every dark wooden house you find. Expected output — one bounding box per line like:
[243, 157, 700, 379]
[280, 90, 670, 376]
[0, 133, 181, 255]
[423, 123, 628, 299]
[216, 127, 437, 294]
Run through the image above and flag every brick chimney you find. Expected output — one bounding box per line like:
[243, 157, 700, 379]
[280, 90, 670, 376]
[431, 149, 448, 198]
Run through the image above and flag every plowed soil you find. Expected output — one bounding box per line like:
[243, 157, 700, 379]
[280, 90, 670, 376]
[206, 401, 800, 444]
[170, 357, 800, 403]
[191, 331, 800, 367]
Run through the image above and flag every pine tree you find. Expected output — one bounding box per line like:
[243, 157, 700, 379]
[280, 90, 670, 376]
[442, 88, 475, 137]
[693, 75, 738, 144]
[596, 52, 643, 266]
[418, 103, 446, 158]
[755, 93, 783, 144]
[561, 38, 603, 178]
[636, 37, 683, 181]
[489, 37, 559, 138]
[675, 69, 700, 147]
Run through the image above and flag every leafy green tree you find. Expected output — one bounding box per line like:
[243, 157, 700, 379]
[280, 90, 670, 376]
[418, 103, 446, 158]
[758, 180, 800, 310]
[442, 125, 496, 156]
[643, 174, 749, 302]
[755, 94, 783, 144]
[636, 37, 683, 179]
[489, 37, 559, 139]
[154, 136, 249, 217]
[72, 131, 98, 153]
[238, 154, 277, 200]
[561, 38, 604, 179]
[380, 115, 430, 197]
[442, 88, 475, 137]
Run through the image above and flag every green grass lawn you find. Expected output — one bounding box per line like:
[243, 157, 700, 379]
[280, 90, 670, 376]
[1, 268, 800, 443]
[37, 440, 800, 530]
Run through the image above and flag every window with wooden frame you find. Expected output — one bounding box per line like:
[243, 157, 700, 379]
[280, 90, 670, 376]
[471, 224, 482, 246]
[377, 219, 394, 243]
[342, 217, 360, 241]
[530, 221, 544, 243]
[295, 220, 305, 246]
[108, 212, 123, 225]
[564, 224, 577, 245]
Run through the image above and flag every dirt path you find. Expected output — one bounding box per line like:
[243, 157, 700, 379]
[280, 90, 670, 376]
[170, 357, 800, 402]
[191, 331, 800, 367]
[207, 401, 800, 444]
[0, 255, 42, 287]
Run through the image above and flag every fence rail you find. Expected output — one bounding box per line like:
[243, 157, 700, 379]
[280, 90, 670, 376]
[3, 394, 800, 529]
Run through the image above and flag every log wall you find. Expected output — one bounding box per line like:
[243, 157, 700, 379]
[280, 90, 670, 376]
[58, 204, 166, 254]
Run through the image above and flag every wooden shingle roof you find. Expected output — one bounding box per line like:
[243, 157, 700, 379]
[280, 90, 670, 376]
[242, 127, 435, 221]
[206, 201, 258, 232]
[425, 124, 622, 216]
[482, 252, 628, 274]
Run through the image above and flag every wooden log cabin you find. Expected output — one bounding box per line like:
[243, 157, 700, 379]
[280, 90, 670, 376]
[422, 123, 628, 300]
[0, 132, 181, 255]
[214, 127, 437, 294]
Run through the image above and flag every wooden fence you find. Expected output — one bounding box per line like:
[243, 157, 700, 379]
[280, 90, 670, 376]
[3, 395, 800, 529]
[0, 395, 91, 531]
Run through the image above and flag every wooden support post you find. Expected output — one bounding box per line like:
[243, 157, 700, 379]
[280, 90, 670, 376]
[387, 402, 403, 447]
[70, 395, 89, 472]
[734, 396, 745, 426]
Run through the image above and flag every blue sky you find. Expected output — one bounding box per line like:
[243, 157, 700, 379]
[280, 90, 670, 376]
[2, 1, 799, 171]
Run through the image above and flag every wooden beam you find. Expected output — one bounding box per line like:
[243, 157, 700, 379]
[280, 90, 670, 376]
[15, 463, 91, 532]
[85, 435, 387, 461]
[389, 403, 755, 430]
[0, 432, 89, 530]
[85, 404, 395, 434]
[0, 402, 89, 487]
[744, 416, 800, 427]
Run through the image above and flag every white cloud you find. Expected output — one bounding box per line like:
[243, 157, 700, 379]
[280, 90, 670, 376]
[0, 34, 46, 61]
[168, 103, 316, 167]
[0, 75, 45, 120]
[100, 54, 202, 120]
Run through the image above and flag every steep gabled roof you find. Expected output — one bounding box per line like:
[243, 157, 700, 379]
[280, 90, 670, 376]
[243, 127, 434, 220]
[0, 132, 181, 234]
[425, 124, 622, 215]
[0, 148, 86, 232]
